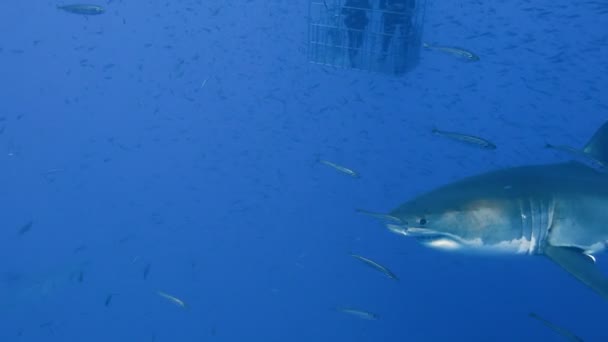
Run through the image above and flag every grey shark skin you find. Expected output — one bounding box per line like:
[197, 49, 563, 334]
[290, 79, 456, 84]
[388, 121, 608, 300]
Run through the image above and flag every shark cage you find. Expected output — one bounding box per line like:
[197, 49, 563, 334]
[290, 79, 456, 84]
[308, 0, 427, 75]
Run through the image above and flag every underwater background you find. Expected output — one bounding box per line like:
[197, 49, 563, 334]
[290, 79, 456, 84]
[1, 0, 607, 341]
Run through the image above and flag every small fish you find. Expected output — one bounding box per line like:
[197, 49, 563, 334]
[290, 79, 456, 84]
[350, 254, 399, 280]
[432, 128, 497, 150]
[423, 43, 480, 61]
[43, 168, 64, 174]
[545, 143, 605, 169]
[386, 224, 408, 236]
[319, 159, 359, 178]
[546, 144, 583, 157]
[39, 321, 55, 334]
[117, 234, 135, 244]
[17, 221, 33, 236]
[157, 291, 188, 308]
[57, 4, 105, 15]
[143, 263, 151, 280]
[73, 244, 87, 253]
[78, 271, 84, 283]
[42, 168, 64, 182]
[355, 209, 402, 223]
[39, 320, 54, 328]
[105, 293, 116, 307]
[529, 312, 584, 342]
[336, 307, 379, 320]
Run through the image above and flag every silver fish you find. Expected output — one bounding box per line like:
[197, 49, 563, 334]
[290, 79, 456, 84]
[157, 291, 187, 308]
[57, 4, 105, 15]
[545, 143, 605, 170]
[319, 159, 359, 178]
[529, 312, 584, 342]
[355, 209, 402, 223]
[336, 307, 379, 320]
[423, 43, 480, 61]
[432, 128, 496, 149]
[350, 254, 399, 280]
[386, 223, 408, 236]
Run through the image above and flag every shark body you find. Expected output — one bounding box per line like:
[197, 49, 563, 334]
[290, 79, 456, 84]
[387, 121, 608, 299]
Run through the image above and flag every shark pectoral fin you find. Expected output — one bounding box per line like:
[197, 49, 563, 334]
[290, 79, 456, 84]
[583, 121, 608, 165]
[544, 245, 608, 300]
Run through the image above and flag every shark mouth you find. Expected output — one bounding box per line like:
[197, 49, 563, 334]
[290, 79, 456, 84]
[387, 224, 544, 254]
[387, 224, 461, 240]
[386, 224, 480, 251]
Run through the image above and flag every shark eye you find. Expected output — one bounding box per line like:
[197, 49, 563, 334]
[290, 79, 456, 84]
[419, 218, 427, 225]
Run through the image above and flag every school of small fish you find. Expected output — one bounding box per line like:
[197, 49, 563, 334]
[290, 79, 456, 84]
[0, 1, 598, 340]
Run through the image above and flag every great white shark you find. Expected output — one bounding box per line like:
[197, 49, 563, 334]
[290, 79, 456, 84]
[384, 121, 608, 300]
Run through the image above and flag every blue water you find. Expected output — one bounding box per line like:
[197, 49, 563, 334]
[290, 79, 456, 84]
[1, 1, 607, 341]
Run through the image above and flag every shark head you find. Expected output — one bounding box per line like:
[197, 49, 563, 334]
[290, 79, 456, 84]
[388, 180, 536, 254]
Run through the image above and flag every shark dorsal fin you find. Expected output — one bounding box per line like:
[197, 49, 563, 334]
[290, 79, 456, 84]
[583, 121, 608, 165]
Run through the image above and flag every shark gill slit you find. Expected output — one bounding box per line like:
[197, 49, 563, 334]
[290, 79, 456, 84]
[521, 197, 554, 254]
[519, 199, 530, 252]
